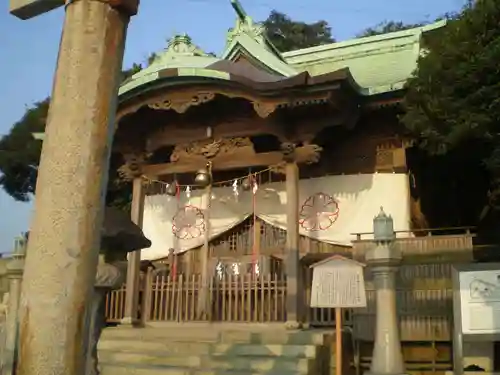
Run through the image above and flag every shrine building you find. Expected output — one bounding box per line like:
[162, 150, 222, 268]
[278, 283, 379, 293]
[100, 3, 482, 374]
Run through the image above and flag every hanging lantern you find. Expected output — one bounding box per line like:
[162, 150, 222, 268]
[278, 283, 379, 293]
[165, 182, 178, 197]
[194, 167, 212, 187]
[241, 176, 252, 191]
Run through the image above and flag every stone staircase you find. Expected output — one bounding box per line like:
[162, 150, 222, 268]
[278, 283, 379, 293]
[98, 324, 334, 375]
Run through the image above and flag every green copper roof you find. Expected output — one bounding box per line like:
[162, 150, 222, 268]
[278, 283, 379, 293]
[118, 1, 446, 100]
[221, 1, 297, 77]
[119, 35, 221, 96]
[282, 20, 446, 95]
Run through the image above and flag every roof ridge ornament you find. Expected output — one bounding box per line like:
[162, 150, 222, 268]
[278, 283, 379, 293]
[226, 0, 266, 45]
[162, 34, 209, 58]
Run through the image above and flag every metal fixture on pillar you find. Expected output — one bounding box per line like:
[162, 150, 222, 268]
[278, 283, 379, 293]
[365, 207, 405, 375]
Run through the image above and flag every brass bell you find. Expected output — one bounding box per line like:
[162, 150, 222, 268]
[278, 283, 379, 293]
[166, 182, 178, 197]
[194, 168, 212, 187]
[241, 177, 252, 191]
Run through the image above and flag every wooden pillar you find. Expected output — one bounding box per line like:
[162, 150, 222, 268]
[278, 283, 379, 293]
[122, 177, 145, 325]
[285, 161, 301, 328]
[197, 182, 212, 319]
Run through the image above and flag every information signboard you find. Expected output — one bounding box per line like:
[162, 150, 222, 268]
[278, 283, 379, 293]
[452, 264, 500, 375]
[309, 255, 367, 375]
[310, 255, 367, 309]
[457, 268, 500, 335]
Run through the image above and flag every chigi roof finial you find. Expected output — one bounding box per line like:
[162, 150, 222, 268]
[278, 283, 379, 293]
[230, 0, 248, 22]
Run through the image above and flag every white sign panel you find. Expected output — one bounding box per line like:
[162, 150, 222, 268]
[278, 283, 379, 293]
[10, 0, 64, 20]
[310, 257, 366, 308]
[459, 269, 500, 335]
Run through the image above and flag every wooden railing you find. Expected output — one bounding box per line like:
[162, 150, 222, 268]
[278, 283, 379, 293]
[105, 272, 288, 324]
[104, 285, 126, 323]
[352, 228, 474, 263]
[147, 273, 286, 322]
[105, 270, 355, 326]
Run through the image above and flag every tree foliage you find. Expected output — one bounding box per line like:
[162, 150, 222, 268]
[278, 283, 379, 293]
[263, 10, 335, 52]
[402, 0, 500, 210]
[0, 60, 152, 207]
[0, 99, 47, 201]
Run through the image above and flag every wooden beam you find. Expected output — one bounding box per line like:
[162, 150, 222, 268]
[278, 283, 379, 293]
[143, 113, 348, 152]
[145, 116, 284, 152]
[141, 145, 322, 177]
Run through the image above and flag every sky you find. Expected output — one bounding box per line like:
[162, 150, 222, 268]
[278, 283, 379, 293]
[0, 0, 468, 253]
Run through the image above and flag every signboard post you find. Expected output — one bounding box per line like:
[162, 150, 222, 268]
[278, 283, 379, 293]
[310, 255, 367, 375]
[452, 263, 500, 375]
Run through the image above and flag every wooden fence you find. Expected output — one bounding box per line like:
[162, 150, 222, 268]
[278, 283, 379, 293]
[105, 272, 288, 323]
[104, 263, 452, 340]
[104, 286, 126, 323]
[104, 271, 356, 325]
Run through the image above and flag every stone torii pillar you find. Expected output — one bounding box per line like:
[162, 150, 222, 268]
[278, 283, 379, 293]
[12, 1, 139, 375]
[365, 208, 405, 375]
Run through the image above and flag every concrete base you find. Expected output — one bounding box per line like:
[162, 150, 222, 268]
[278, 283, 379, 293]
[120, 317, 140, 326]
[285, 320, 303, 330]
[462, 341, 494, 371]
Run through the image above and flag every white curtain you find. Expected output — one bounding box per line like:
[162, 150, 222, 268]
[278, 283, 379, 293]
[141, 173, 411, 260]
[143, 185, 253, 260]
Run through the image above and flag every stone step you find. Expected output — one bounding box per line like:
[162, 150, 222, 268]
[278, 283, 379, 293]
[99, 340, 213, 355]
[101, 326, 329, 346]
[99, 364, 307, 375]
[99, 351, 314, 373]
[98, 340, 319, 359]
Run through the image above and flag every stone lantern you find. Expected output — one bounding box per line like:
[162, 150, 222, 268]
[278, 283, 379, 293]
[365, 209, 405, 375]
[4, 235, 28, 375]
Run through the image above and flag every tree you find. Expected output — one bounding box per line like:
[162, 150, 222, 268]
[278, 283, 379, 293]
[0, 99, 47, 201]
[357, 21, 426, 38]
[0, 58, 153, 208]
[402, 0, 500, 220]
[263, 10, 335, 52]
